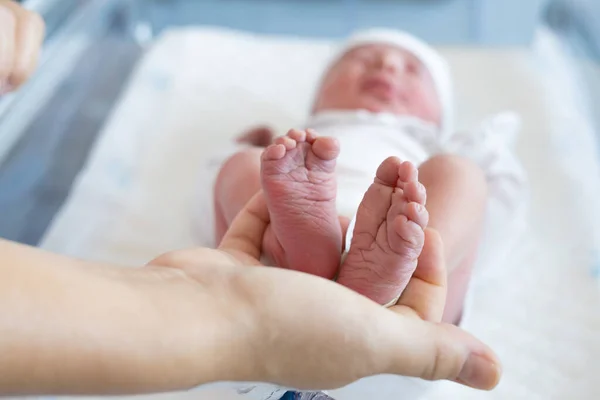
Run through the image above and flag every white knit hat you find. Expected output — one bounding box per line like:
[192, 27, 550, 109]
[330, 28, 454, 138]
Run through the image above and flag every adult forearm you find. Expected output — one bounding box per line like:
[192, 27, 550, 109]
[0, 240, 254, 395]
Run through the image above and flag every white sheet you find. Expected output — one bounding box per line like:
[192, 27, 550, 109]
[41, 27, 600, 399]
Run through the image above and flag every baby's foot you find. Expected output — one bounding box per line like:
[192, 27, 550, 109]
[337, 157, 428, 305]
[261, 129, 342, 279]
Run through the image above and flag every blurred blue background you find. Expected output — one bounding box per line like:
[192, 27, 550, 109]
[133, 0, 547, 45]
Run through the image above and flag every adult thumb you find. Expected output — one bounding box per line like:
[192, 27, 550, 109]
[382, 316, 501, 390]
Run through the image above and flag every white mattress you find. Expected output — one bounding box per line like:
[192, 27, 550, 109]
[40, 27, 600, 399]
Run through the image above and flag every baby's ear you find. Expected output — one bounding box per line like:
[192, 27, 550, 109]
[236, 126, 275, 147]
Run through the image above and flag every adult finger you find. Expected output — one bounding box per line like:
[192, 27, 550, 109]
[238, 262, 499, 391]
[393, 228, 447, 322]
[378, 315, 502, 390]
[1, 1, 45, 89]
[9, 3, 45, 88]
[0, 2, 16, 92]
[219, 191, 270, 261]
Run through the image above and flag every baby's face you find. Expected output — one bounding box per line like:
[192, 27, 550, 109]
[313, 44, 441, 125]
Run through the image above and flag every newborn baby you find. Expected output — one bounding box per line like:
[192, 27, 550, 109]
[211, 29, 524, 324]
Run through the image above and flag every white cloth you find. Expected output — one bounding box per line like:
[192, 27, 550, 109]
[39, 27, 600, 400]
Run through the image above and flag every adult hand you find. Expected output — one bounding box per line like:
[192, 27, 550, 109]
[0, 0, 45, 94]
[0, 191, 499, 396]
[150, 193, 502, 392]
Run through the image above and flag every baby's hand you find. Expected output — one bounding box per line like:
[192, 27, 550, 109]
[0, 1, 45, 94]
[236, 125, 275, 147]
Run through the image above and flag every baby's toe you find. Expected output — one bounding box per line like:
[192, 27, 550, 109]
[273, 135, 298, 150]
[392, 214, 425, 249]
[398, 161, 418, 185]
[262, 144, 287, 161]
[305, 128, 318, 143]
[375, 156, 403, 187]
[405, 202, 429, 229]
[312, 137, 340, 161]
[403, 181, 427, 205]
[286, 128, 307, 142]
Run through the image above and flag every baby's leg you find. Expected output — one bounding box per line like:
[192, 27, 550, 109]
[213, 148, 262, 243]
[418, 154, 487, 323]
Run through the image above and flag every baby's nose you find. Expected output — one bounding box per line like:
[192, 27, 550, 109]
[379, 52, 406, 73]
